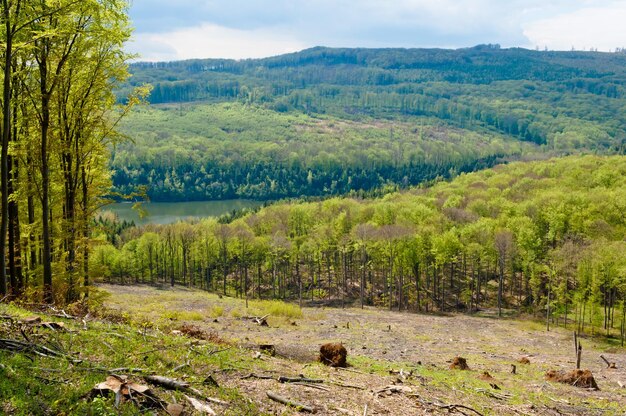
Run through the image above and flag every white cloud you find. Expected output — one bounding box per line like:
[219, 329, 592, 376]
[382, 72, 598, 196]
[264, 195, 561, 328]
[523, 2, 626, 51]
[128, 23, 308, 61]
[127, 1, 626, 60]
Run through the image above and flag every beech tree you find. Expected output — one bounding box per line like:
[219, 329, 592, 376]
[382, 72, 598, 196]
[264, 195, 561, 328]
[0, 0, 138, 303]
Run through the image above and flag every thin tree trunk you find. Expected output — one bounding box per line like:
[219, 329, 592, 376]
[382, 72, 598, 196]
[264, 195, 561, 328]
[0, 3, 12, 296]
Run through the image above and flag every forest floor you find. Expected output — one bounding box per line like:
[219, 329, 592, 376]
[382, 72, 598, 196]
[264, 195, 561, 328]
[100, 284, 626, 416]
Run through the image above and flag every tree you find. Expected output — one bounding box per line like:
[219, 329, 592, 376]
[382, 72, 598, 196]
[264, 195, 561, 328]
[494, 229, 515, 317]
[22, 0, 133, 302]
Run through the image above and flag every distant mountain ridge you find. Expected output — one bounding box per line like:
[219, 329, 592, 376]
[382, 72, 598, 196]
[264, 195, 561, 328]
[123, 45, 626, 101]
[111, 46, 626, 201]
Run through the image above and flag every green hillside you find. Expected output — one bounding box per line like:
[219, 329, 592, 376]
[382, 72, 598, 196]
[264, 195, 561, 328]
[112, 46, 626, 201]
[113, 102, 527, 200]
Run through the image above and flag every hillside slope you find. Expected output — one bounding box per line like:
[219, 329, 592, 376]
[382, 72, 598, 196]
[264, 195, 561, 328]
[112, 46, 626, 201]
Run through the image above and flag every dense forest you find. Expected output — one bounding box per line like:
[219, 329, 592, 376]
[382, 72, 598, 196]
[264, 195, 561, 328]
[0, 0, 146, 302]
[112, 103, 524, 201]
[97, 156, 626, 340]
[110, 46, 626, 201]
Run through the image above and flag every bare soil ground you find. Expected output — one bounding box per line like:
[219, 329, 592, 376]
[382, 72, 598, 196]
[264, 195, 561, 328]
[101, 284, 626, 415]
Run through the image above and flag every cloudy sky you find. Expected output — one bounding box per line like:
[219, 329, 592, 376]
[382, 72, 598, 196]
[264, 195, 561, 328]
[127, 0, 626, 61]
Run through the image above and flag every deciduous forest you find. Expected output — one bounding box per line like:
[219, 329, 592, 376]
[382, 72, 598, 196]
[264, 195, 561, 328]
[111, 46, 626, 200]
[98, 156, 626, 340]
[0, 0, 147, 303]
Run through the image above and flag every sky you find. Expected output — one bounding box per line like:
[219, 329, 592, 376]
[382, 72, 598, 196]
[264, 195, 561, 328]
[127, 0, 626, 61]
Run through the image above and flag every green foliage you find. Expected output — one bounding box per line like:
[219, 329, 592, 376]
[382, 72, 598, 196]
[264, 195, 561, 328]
[112, 46, 626, 202]
[111, 103, 517, 201]
[99, 155, 626, 339]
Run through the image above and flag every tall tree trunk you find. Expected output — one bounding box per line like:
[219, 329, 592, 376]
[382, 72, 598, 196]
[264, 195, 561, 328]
[27, 164, 37, 271]
[7, 154, 23, 293]
[0, 2, 13, 296]
[41, 90, 53, 303]
[80, 164, 89, 296]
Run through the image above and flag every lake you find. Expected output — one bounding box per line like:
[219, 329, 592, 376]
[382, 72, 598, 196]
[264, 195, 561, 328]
[102, 200, 263, 225]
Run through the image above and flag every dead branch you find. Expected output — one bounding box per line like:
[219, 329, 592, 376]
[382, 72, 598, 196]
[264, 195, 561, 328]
[279, 376, 324, 384]
[374, 385, 412, 395]
[187, 387, 228, 405]
[266, 390, 315, 413]
[170, 361, 190, 373]
[474, 388, 511, 400]
[185, 395, 216, 415]
[241, 372, 275, 380]
[334, 366, 366, 375]
[328, 380, 366, 390]
[0, 338, 81, 363]
[49, 307, 76, 319]
[103, 332, 131, 341]
[242, 315, 269, 326]
[416, 397, 485, 416]
[289, 382, 331, 391]
[144, 375, 189, 390]
[600, 355, 617, 369]
[144, 375, 228, 406]
[108, 367, 147, 374]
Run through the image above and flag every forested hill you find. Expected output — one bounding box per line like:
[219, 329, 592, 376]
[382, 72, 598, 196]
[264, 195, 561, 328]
[112, 46, 626, 201]
[98, 155, 626, 322]
[125, 45, 626, 99]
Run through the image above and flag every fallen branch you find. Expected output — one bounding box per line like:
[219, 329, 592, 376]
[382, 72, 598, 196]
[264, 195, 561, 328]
[266, 391, 315, 413]
[241, 372, 275, 380]
[185, 395, 216, 415]
[242, 315, 269, 326]
[374, 385, 412, 396]
[49, 308, 77, 319]
[0, 338, 81, 363]
[600, 355, 617, 369]
[328, 380, 366, 390]
[144, 375, 189, 390]
[474, 388, 511, 400]
[108, 367, 147, 374]
[144, 375, 227, 406]
[187, 388, 228, 406]
[170, 361, 190, 373]
[415, 397, 485, 416]
[289, 382, 330, 391]
[279, 376, 324, 384]
[334, 366, 366, 375]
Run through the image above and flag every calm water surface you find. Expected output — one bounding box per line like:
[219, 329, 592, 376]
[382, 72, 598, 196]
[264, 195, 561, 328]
[103, 200, 263, 225]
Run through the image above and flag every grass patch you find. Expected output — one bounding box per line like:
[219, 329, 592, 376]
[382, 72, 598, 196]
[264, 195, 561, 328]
[209, 305, 224, 318]
[0, 303, 260, 415]
[249, 299, 303, 319]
